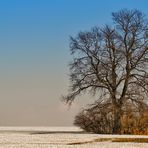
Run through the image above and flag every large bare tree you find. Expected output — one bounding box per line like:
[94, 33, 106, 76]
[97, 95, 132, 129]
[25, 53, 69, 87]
[63, 9, 148, 134]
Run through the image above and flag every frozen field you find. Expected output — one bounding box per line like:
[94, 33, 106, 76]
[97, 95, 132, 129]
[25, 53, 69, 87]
[0, 127, 147, 148]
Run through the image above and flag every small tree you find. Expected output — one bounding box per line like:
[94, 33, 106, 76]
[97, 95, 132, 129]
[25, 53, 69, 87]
[63, 9, 148, 134]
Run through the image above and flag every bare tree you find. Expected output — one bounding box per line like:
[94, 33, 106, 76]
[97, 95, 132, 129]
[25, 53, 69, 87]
[63, 9, 148, 134]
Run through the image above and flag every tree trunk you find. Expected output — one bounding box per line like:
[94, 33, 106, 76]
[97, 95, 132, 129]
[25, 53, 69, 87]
[112, 105, 122, 134]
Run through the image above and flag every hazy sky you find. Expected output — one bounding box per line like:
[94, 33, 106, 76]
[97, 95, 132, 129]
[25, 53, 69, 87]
[0, 0, 147, 126]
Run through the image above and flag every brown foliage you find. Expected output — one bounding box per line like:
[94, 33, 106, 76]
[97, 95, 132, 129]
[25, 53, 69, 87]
[74, 100, 148, 135]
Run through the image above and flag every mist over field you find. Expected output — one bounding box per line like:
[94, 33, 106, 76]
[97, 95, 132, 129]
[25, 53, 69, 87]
[0, 0, 147, 127]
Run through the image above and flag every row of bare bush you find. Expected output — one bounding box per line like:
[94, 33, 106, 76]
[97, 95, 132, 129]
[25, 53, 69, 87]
[74, 99, 148, 135]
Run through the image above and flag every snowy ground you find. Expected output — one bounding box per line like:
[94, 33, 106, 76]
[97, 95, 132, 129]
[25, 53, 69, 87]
[0, 127, 147, 148]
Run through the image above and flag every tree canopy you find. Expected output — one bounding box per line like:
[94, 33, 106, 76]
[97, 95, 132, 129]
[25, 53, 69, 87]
[63, 9, 148, 134]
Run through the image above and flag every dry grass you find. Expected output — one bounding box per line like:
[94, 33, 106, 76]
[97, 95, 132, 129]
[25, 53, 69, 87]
[111, 138, 148, 143]
[68, 137, 148, 145]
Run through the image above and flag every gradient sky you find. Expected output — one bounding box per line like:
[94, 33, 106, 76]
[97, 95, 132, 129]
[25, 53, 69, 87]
[0, 0, 147, 126]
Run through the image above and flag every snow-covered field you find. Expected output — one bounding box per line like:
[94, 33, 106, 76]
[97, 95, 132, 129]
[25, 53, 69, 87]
[0, 127, 147, 148]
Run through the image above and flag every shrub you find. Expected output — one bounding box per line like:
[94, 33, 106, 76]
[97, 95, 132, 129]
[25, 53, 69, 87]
[74, 100, 148, 135]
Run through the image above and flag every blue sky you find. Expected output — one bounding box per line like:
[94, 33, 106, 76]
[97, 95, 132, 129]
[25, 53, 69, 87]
[0, 0, 147, 126]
